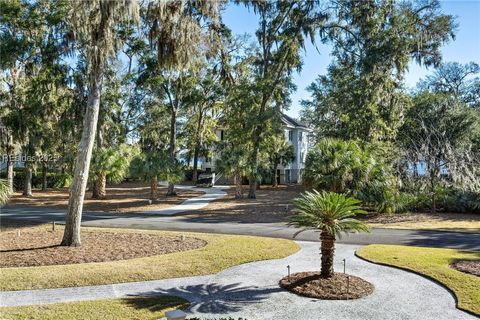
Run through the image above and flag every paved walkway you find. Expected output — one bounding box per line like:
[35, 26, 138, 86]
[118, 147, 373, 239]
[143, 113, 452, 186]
[0, 242, 474, 320]
[136, 185, 228, 215]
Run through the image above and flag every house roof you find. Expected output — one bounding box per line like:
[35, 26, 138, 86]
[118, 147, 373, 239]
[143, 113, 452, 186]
[281, 113, 310, 129]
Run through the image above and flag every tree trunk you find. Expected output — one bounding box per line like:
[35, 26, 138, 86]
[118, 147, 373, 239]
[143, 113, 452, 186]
[167, 102, 177, 197]
[93, 173, 106, 199]
[430, 167, 437, 214]
[234, 170, 243, 199]
[272, 163, 278, 187]
[320, 230, 335, 278]
[61, 53, 104, 247]
[192, 108, 204, 185]
[23, 166, 32, 196]
[6, 132, 14, 191]
[192, 143, 200, 185]
[92, 124, 106, 199]
[150, 176, 158, 201]
[248, 149, 259, 199]
[42, 162, 47, 191]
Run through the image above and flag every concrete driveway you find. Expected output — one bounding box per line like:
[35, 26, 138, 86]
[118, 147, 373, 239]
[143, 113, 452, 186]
[0, 242, 475, 320]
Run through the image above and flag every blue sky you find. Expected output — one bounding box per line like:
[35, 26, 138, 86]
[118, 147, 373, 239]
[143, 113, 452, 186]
[222, 1, 480, 118]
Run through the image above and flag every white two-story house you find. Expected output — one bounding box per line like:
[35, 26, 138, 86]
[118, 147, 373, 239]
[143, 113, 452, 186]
[200, 114, 313, 185]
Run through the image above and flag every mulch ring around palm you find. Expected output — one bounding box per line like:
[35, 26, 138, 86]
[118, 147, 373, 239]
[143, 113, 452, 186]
[279, 272, 374, 300]
[450, 260, 480, 276]
[0, 230, 206, 268]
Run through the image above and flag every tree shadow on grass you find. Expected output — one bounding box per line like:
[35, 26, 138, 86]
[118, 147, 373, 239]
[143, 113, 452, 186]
[125, 283, 282, 314]
[120, 295, 190, 313]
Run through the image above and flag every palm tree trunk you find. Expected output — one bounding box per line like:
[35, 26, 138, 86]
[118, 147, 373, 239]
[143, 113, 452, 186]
[61, 56, 103, 247]
[23, 166, 32, 196]
[150, 176, 158, 201]
[320, 229, 335, 278]
[93, 173, 106, 199]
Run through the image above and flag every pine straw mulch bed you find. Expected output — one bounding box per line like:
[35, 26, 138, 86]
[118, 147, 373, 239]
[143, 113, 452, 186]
[362, 212, 480, 225]
[279, 272, 374, 300]
[450, 260, 480, 276]
[6, 182, 204, 214]
[0, 229, 206, 268]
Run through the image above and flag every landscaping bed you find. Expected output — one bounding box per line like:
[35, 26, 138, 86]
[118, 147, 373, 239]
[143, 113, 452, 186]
[356, 244, 480, 315]
[186, 184, 305, 223]
[0, 229, 205, 267]
[186, 185, 479, 231]
[279, 272, 373, 300]
[0, 224, 299, 291]
[451, 260, 480, 277]
[364, 212, 480, 232]
[6, 182, 204, 213]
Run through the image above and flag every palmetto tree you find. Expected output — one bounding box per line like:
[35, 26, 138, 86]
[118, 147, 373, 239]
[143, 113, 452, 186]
[130, 151, 184, 201]
[290, 190, 370, 278]
[0, 179, 12, 205]
[90, 146, 131, 199]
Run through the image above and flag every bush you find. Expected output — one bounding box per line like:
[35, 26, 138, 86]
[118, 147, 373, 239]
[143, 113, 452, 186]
[393, 187, 480, 214]
[0, 170, 72, 191]
[304, 139, 399, 213]
[52, 173, 73, 188]
[0, 179, 12, 205]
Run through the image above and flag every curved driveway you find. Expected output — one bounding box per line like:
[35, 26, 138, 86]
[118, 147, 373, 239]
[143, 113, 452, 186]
[0, 242, 475, 320]
[1, 185, 479, 250]
[1, 205, 479, 250]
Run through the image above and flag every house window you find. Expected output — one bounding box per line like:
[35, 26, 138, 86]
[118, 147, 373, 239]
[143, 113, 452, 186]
[299, 131, 303, 141]
[301, 152, 305, 163]
[288, 130, 293, 141]
[220, 130, 224, 141]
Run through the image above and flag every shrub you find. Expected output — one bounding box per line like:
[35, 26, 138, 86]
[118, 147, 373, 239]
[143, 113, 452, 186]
[304, 139, 399, 213]
[0, 179, 12, 205]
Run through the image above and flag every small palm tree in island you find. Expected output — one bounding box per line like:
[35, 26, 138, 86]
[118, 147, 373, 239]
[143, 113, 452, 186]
[282, 190, 373, 299]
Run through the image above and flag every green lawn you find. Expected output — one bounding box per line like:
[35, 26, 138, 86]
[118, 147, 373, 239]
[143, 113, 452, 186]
[0, 296, 189, 320]
[356, 244, 480, 316]
[0, 227, 299, 291]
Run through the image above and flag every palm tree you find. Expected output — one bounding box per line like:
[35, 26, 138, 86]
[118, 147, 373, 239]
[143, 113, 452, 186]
[290, 190, 370, 278]
[61, 0, 139, 247]
[90, 146, 131, 199]
[266, 135, 295, 187]
[215, 146, 249, 199]
[0, 179, 12, 205]
[130, 151, 184, 201]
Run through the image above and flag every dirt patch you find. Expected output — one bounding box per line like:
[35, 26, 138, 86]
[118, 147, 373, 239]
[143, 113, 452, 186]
[451, 260, 480, 276]
[279, 272, 374, 300]
[0, 229, 206, 267]
[363, 212, 480, 225]
[6, 182, 204, 213]
[185, 184, 305, 223]
[185, 184, 479, 227]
